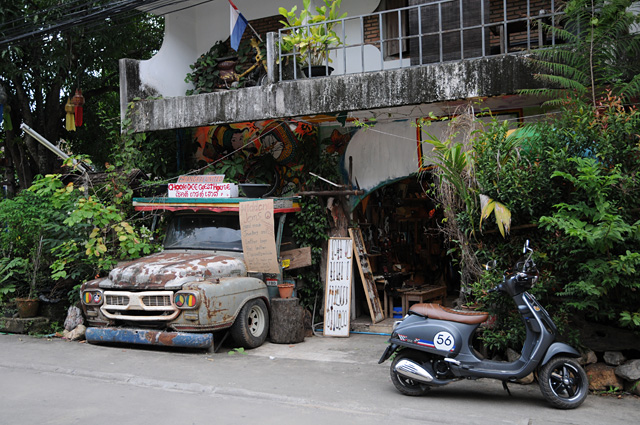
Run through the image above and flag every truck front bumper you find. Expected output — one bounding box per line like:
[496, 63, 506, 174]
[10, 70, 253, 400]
[85, 327, 213, 349]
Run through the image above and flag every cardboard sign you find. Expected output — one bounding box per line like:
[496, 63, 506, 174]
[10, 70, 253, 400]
[167, 182, 238, 198]
[280, 247, 312, 270]
[239, 199, 279, 274]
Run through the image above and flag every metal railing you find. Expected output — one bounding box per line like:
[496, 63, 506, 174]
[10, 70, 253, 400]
[273, 0, 565, 81]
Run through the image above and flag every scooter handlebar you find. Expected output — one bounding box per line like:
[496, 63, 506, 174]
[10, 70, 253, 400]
[488, 284, 503, 293]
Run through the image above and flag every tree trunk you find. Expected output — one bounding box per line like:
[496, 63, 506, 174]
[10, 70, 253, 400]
[269, 297, 305, 344]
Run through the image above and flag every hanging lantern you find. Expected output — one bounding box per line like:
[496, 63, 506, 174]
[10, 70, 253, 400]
[65, 98, 76, 132]
[72, 89, 85, 127]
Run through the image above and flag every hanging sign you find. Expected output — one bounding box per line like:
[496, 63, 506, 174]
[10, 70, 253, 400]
[177, 175, 224, 183]
[239, 199, 279, 274]
[324, 237, 353, 337]
[168, 175, 237, 198]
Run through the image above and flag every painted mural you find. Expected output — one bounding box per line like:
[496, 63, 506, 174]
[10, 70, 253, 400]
[193, 119, 317, 195]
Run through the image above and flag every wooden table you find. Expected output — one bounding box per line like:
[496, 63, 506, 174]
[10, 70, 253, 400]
[399, 285, 447, 315]
[375, 278, 392, 318]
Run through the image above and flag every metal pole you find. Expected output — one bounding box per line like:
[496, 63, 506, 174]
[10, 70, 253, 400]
[20, 123, 92, 173]
[266, 32, 276, 84]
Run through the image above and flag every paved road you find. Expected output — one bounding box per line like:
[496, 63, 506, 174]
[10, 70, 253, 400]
[0, 333, 637, 425]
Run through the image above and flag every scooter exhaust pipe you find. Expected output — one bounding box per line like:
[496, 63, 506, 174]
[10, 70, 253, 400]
[394, 359, 434, 383]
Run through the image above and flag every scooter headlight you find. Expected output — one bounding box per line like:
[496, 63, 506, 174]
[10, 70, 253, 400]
[392, 319, 404, 331]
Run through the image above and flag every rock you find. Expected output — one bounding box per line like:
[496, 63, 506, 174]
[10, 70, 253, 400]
[586, 363, 624, 391]
[64, 306, 84, 331]
[579, 349, 598, 365]
[0, 317, 50, 334]
[576, 320, 640, 351]
[303, 309, 314, 337]
[63, 324, 86, 341]
[615, 359, 640, 381]
[604, 351, 626, 366]
[517, 372, 534, 385]
[506, 348, 521, 362]
[624, 380, 640, 396]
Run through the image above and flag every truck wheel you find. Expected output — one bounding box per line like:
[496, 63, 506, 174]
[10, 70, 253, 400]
[230, 298, 269, 349]
[390, 350, 432, 396]
[538, 356, 588, 409]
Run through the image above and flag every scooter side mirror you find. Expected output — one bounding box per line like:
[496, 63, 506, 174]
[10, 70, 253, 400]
[523, 240, 530, 254]
[484, 260, 497, 271]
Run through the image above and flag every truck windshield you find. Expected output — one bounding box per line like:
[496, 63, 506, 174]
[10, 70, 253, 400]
[164, 214, 243, 251]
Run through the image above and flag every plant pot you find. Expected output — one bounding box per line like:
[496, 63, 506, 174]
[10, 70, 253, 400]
[215, 56, 238, 88]
[15, 298, 40, 318]
[277, 283, 295, 299]
[302, 65, 334, 78]
[239, 183, 272, 198]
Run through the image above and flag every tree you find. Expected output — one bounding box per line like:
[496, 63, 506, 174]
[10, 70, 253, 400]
[0, 0, 163, 196]
[522, 0, 640, 106]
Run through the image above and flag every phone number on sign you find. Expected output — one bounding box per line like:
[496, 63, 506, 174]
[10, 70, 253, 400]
[172, 190, 229, 198]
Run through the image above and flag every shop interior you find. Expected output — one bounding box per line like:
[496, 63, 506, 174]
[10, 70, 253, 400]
[351, 175, 459, 321]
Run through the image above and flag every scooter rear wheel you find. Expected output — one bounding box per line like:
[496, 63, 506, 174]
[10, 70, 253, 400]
[390, 350, 432, 396]
[538, 356, 588, 409]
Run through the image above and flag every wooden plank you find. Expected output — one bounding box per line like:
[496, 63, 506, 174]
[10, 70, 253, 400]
[323, 237, 353, 337]
[349, 228, 384, 324]
[281, 247, 312, 270]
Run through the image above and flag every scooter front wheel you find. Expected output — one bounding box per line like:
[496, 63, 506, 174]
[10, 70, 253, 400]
[390, 350, 432, 396]
[538, 356, 589, 409]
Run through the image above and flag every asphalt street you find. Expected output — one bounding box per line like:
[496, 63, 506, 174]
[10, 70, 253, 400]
[0, 333, 638, 425]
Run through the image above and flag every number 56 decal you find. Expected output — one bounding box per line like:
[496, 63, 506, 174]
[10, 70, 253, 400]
[434, 331, 455, 351]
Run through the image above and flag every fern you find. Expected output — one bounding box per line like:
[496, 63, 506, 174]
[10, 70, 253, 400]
[523, 0, 640, 105]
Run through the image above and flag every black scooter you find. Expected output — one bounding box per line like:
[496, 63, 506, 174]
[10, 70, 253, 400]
[379, 241, 589, 409]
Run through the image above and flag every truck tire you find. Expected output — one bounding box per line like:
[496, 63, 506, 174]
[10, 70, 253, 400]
[230, 298, 269, 348]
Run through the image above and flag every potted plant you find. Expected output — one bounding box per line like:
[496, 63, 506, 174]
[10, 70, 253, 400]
[14, 235, 44, 318]
[279, 0, 347, 77]
[0, 257, 24, 306]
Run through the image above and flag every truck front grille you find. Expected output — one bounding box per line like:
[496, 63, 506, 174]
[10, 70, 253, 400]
[106, 294, 129, 306]
[142, 294, 172, 307]
[101, 290, 179, 321]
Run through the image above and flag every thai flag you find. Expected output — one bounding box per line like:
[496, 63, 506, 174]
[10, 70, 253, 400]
[229, 0, 248, 51]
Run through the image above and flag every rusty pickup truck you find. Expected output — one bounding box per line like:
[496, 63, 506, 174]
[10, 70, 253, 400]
[81, 196, 301, 350]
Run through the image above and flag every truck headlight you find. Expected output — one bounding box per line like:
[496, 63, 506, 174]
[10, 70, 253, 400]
[174, 292, 199, 309]
[82, 290, 103, 306]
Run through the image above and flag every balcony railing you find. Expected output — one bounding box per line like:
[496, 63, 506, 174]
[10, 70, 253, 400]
[274, 0, 565, 81]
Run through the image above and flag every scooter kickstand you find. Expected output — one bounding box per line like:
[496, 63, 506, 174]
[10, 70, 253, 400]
[502, 381, 512, 397]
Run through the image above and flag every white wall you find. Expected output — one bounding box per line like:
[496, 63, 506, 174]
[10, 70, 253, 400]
[343, 120, 422, 191]
[138, 0, 384, 98]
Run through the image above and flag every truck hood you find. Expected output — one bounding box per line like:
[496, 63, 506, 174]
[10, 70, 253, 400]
[98, 250, 247, 290]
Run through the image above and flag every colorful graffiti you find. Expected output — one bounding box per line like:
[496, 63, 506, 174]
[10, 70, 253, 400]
[193, 119, 317, 195]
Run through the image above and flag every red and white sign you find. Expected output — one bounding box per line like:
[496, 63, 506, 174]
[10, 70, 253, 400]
[168, 182, 238, 198]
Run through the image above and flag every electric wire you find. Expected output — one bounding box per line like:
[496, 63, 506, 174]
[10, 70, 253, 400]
[0, 1, 144, 45]
[0, 0, 217, 47]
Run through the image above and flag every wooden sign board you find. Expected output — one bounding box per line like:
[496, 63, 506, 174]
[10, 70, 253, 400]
[324, 237, 353, 337]
[281, 247, 312, 270]
[349, 228, 384, 324]
[239, 199, 279, 274]
[177, 175, 224, 183]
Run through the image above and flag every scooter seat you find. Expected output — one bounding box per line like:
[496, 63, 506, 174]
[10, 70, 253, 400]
[409, 303, 489, 325]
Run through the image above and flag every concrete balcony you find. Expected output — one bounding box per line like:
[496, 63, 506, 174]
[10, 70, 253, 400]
[123, 54, 543, 133]
[121, 0, 563, 132]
